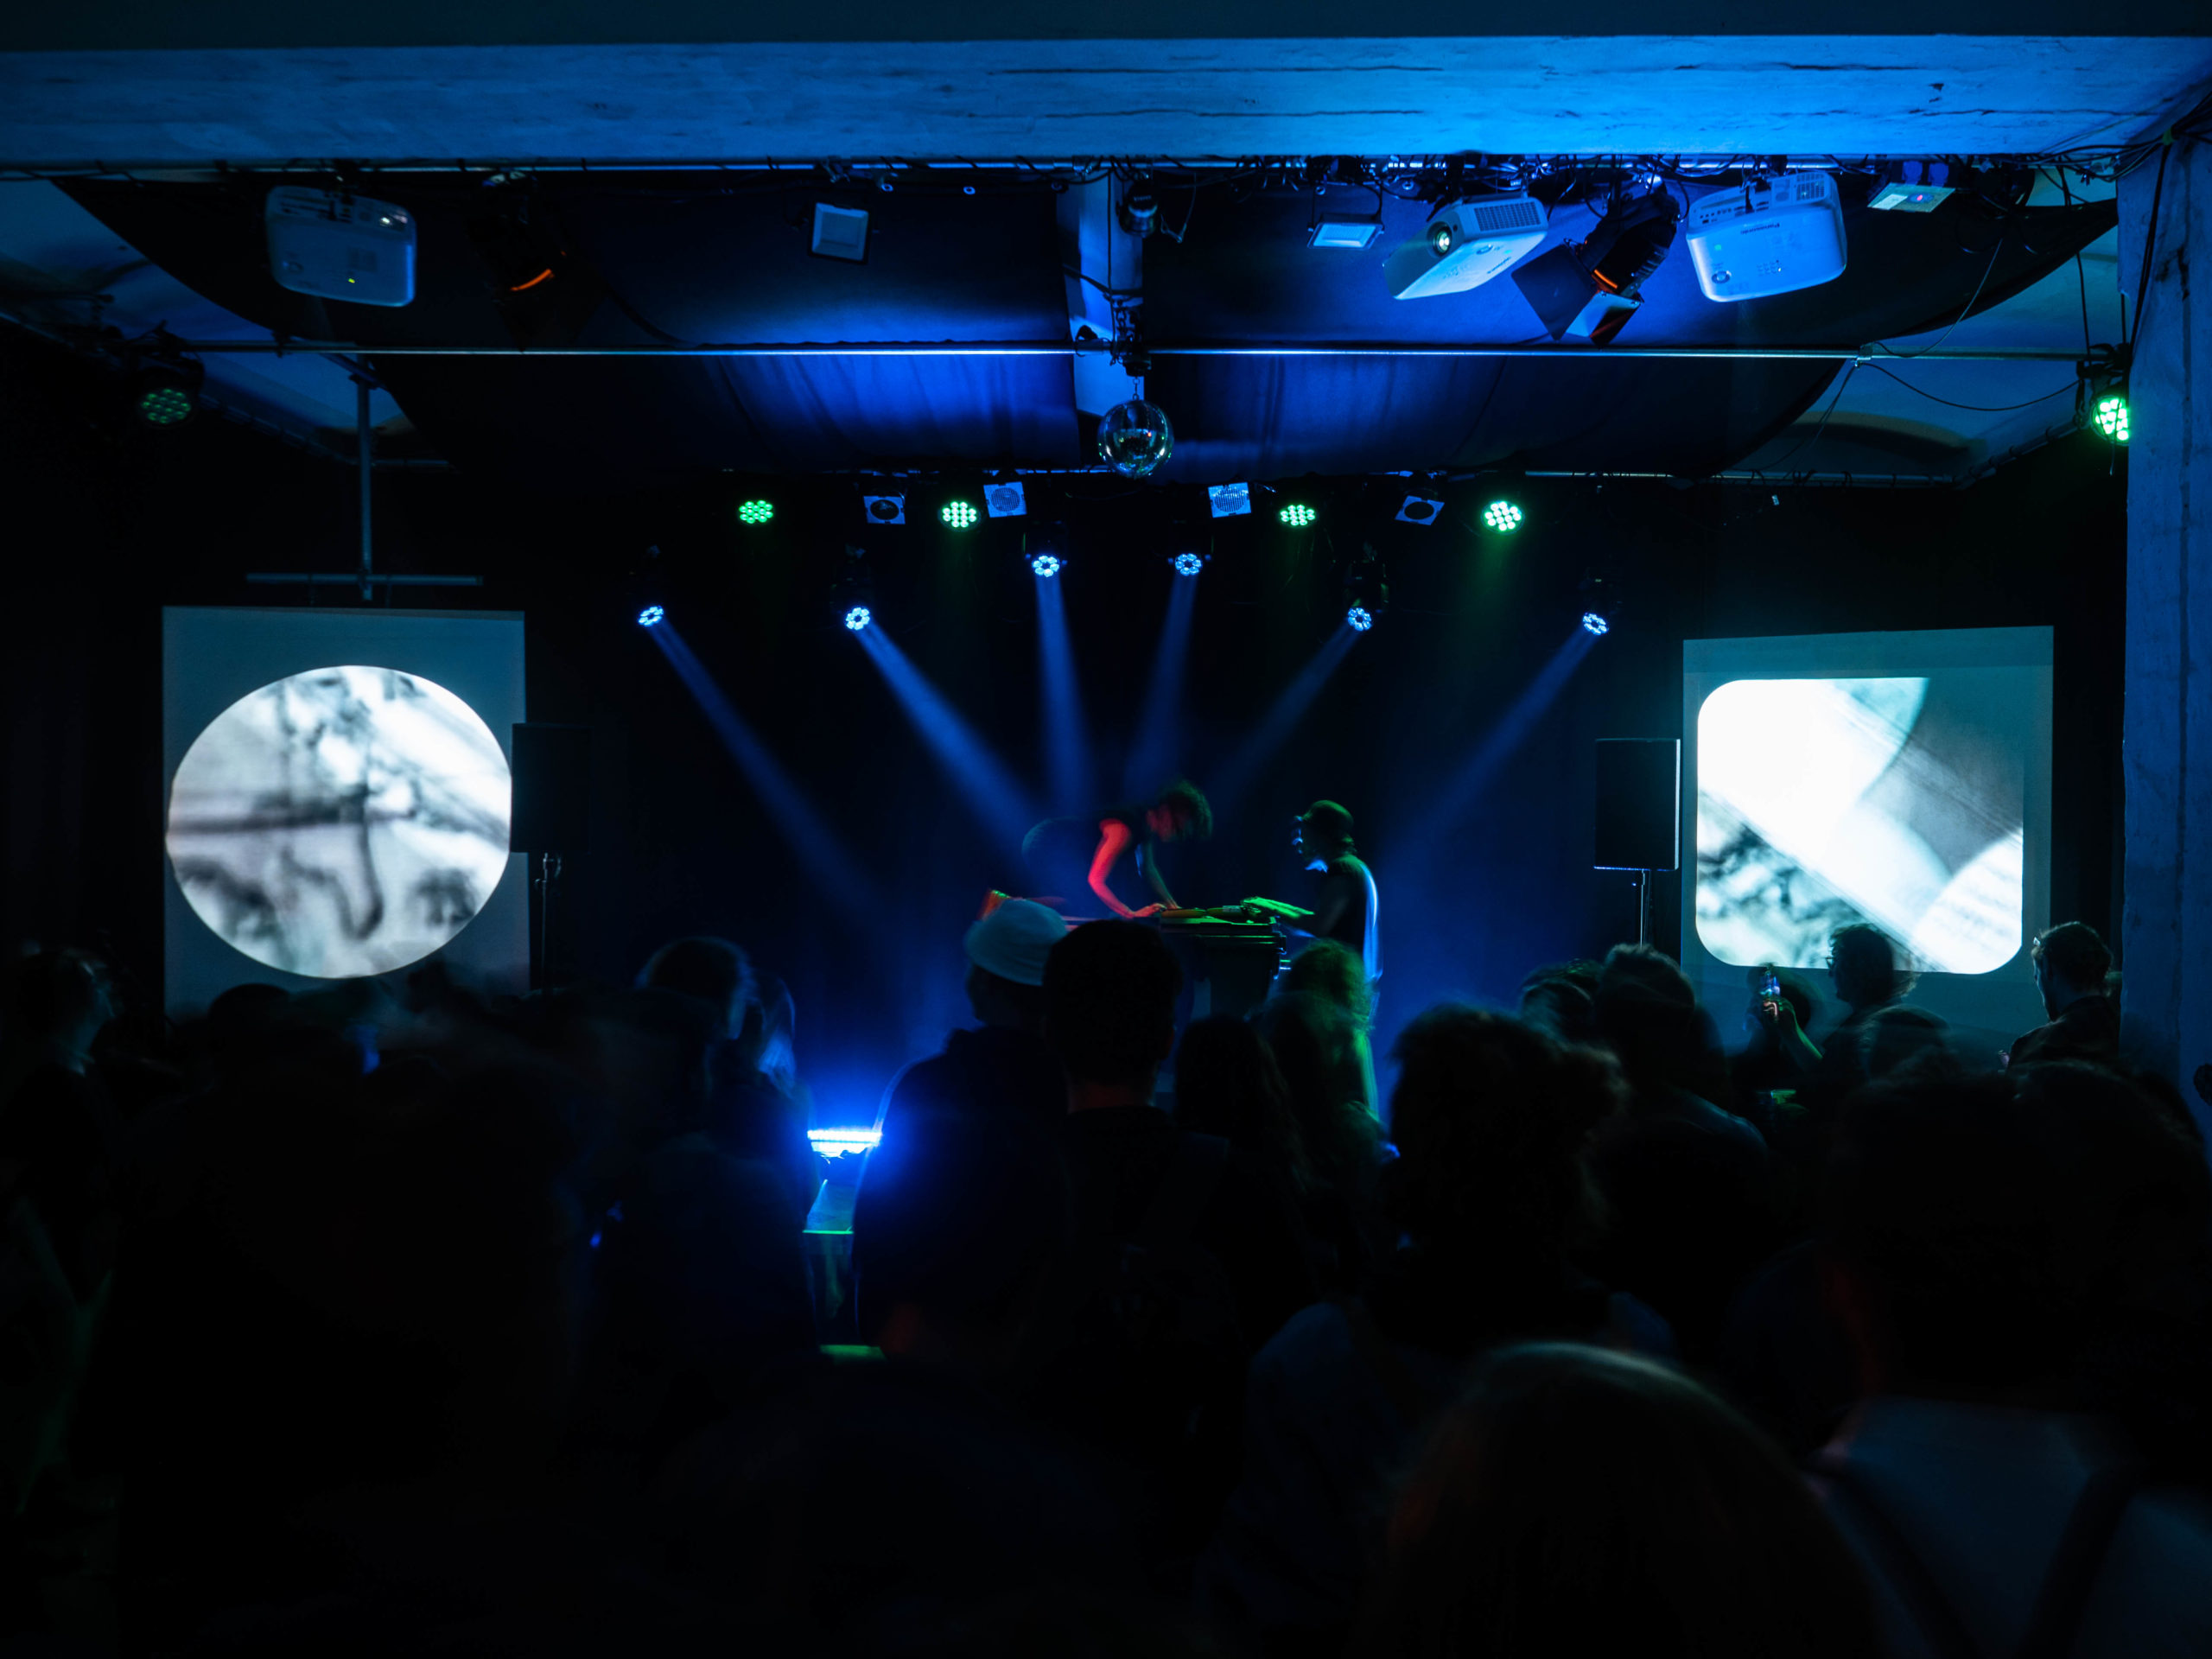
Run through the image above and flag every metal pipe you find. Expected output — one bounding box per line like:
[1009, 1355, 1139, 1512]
[245, 573, 483, 587]
[356, 377, 374, 601]
[167, 339, 2085, 364]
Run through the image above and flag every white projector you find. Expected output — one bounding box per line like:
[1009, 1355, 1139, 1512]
[1384, 195, 1549, 300]
[265, 187, 416, 307]
[1685, 174, 1847, 302]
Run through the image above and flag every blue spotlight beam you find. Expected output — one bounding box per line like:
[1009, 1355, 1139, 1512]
[1122, 572, 1198, 798]
[647, 624, 879, 920]
[1035, 572, 1095, 813]
[858, 626, 1041, 855]
[1211, 626, 1361, 811]
[1401, 626, 1598, 867]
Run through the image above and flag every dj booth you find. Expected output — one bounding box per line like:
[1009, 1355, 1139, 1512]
[1157, 906, 1291, 1022]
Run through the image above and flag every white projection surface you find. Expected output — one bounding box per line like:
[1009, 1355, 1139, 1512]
[1681, 627, 2051, 1048]
[163, 609, 526, 1013]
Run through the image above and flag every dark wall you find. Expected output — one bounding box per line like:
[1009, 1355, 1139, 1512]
[0, 331, 2125, 1109]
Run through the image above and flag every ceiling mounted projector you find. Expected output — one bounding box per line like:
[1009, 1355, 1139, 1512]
[265, 187, 416, 307]
[1685, 174, 1847, 302]
[1384, 195, 1549, 300]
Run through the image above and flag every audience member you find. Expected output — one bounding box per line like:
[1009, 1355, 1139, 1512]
[1255, 988, 1388, 1284]
[1359, 1344, 1884, 1659]
[1283, 938, 1381, 1112]
[883, 899, 1068, 1135]
[637, 936, 756, 1041]
[1735, 965, 1820, 1099]
[1032, 920, 1315, 1583]
[1801, 923, 1916, 1100]
[1204, 1009, 1669, 1656]
[1516, 960, 1600, 1047]
[1586, 944, 1773, 1362]
[1172, 1015, 1313, 1199]
[2010, 919, 2120, 1070]
[1814, 1058, 2212, 1656]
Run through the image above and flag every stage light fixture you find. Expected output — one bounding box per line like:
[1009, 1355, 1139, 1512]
[1280, 503, 1317, 528]
[1346, 605, 1375, 632]
[737, 499, 775, 525]
[1309, 213, 1384, 251]
[844, 605, 874, 632]
[1483, 499, 1524, 532]
[811, 202, 870, 262]
[2094, 390, 2130, 444]
[986, 481, 1028, 518]
[638, 605, 665, 627]
[1511, 190, 1679, 346]
[1098, 399, 1174, 479]
[806, 1127, 881, 1158]
[1582, 611, 1611, 637]
[1030, 553, 1064, 578]
[941, 500, 980, 530]
[862, 493, 906, 524]
[1343, 545, 1389, 632]
[1173, 552, 1205, 577]
[127, 357, 203, 427]
[1208, 482, 1252, 518]
[1396, 494, 1444, 525]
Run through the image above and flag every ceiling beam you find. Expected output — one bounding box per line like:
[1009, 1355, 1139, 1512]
[4, 37, 2209, 167]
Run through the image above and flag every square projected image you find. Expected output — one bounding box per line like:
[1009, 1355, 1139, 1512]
[1695, 675, 2025, 975]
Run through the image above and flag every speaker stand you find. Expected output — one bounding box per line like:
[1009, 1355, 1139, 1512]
[532, 852, 564, 990]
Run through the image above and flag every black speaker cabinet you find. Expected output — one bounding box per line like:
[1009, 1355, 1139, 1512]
[511, 723, 594, 854]
[1595, 740, 1680, 872]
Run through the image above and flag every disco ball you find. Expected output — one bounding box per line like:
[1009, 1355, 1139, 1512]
[1097, 399, 1174, 478]
[1173, 552, 1204, 577]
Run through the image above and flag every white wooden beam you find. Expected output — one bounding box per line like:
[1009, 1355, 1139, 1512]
[3, 37, 2209, 167]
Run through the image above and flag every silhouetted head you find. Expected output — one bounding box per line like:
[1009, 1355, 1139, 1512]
[1593, 944, 1728, 1106]
[1044, 921, 1182, 1092]
[1145, 780, 1213, 845]
[638, 936, 755, 1041]
[1173, 1015, 1310, 1189]
[1285, 938, 1371, 1026]
[1827, 925, 1913, 1014]
[1295, 799, 1357, 862]
[11, 948, 115, 1053]
[963, 899, 1066, 1036]
[1860, 1005, 1948, 1082]
[1825, 1058, 2208, 1401]
[1388, 1007, 1623, 1262]
[2032, 921, 2113, 1020]
[1364, 1343, 1881, 1659]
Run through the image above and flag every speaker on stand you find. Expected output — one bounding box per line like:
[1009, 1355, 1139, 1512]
[511, 723, 593, 989]
[1595, 740, 1681, 946]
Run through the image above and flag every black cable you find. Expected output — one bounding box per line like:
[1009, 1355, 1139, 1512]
[1871, 234, 2005, 358]
[2127, 140, 2170, 353]
[1762, 359, 1860, 468]
[1860, 360, 2077, 413]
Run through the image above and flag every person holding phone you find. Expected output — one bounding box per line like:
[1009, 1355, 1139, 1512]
[1745, 965, 1822, 1083]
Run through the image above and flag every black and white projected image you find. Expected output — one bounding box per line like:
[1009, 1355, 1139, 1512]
[1695, 676, 2024, 975]
[165, 666, 512, 979]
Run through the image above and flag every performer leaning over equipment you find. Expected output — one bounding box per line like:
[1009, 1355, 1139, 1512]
[1020, 782, 1214, 920]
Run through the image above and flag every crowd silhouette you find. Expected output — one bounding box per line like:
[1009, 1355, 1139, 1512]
[0, 907, 2208, 1657]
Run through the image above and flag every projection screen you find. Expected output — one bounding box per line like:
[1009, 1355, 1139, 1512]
[1681, 626, 2052, 1053]
[163, 607, 526, 1014]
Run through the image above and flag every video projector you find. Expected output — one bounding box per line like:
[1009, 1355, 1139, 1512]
[1384, 195, 1549, 300]
[1684, 174, 1847, 303]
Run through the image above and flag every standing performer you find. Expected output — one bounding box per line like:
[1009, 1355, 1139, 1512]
[1293, 800, 1382, 988]
[1022, 782, 1213, 919]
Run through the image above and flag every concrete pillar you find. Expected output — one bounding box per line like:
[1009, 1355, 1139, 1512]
[2120, 135, 2212, 1124]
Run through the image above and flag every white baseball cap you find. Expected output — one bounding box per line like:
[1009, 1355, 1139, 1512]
[963, 899, 1068, 988]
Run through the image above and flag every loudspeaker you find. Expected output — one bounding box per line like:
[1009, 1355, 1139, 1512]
[1595, 740, 1680, 871]
[511, 723, 593, 853]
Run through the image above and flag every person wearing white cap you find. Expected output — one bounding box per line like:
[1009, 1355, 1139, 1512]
[881, 899, 1071, 1135]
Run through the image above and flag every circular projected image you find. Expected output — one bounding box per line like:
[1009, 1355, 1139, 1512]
[166, 666, 512, 979]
